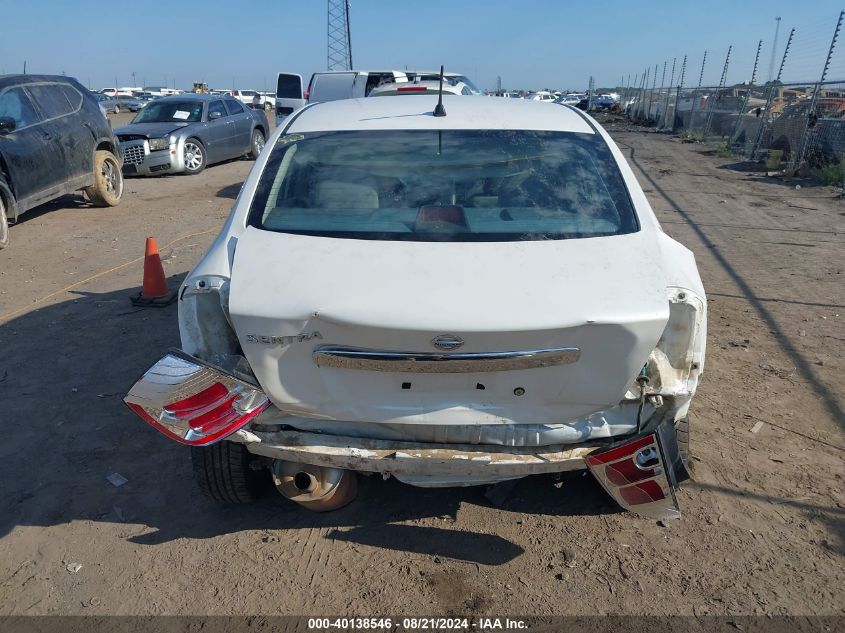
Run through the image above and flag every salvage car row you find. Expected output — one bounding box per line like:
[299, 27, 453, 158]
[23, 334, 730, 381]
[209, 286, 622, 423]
[0, 74, 270, 248]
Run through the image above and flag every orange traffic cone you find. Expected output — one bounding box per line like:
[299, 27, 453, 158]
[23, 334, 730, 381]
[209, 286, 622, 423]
[131, 236, 177, 307]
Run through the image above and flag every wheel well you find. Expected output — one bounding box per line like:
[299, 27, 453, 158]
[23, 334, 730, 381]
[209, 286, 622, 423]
[96, 140, 116, 155]
[0, 152, 11, 187]
[255, 125, 266, 137]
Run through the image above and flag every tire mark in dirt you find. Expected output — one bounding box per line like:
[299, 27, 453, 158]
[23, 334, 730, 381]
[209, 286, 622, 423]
[618, 137, 845, 429]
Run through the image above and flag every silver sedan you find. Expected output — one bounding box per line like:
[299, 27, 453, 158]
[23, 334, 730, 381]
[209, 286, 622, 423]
[114, 94, 268, 176]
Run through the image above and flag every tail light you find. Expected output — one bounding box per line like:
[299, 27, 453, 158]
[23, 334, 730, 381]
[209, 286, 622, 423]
[124, 351, 269, 446]
[397, 86, 428, 92]
[585, 422, 688, 520]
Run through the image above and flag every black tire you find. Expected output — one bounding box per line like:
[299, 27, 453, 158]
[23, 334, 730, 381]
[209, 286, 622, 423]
[248, 128, 265, 160]
[676, 416, 690, 464]
[84, 150, 123, 207]
[0, 187, 9, 250]
[264, 102, 273, 111]
[183, 137, 206, 175]
[191, 441, 269, 503]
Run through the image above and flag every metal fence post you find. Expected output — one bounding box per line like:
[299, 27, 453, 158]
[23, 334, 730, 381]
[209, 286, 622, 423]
[750, 27, 794, 160]
[661, 58, 676, 129]
[703, 45, 731, 140]
[730, 39, 763, 148]
[640, 67, 650, 119]
[792, 10, 844, 173]
[655, 61, 667, 124]
[671, 55, 687, 132]
[689, 51, 707, 134]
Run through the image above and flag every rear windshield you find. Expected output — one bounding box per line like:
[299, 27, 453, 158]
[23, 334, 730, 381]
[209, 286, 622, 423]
[248, 129, 638, 242]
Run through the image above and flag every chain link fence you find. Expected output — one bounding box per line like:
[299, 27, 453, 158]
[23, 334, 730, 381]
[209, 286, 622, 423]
[618, 10, 845, 182]
[631, 81, 845, 176]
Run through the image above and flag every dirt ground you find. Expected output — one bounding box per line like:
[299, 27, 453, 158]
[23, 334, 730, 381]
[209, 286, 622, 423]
[0, 112, 842, 618]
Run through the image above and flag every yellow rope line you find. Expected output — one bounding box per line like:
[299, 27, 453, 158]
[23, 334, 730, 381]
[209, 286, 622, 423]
[0, 228, 218, 323]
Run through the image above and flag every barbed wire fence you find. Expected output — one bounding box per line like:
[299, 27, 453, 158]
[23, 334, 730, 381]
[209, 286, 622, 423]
[617, 9, 845, 181]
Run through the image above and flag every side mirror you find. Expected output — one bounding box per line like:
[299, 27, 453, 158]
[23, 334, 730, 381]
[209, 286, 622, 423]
[208, 111, 222, 121]
[0, 116, 16, 134]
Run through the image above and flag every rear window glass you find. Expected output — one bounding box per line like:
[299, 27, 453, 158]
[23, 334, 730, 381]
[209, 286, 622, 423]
[309, 73, 355, 102]
[26, 84, 75, 119]
[248, 130, 638, 242]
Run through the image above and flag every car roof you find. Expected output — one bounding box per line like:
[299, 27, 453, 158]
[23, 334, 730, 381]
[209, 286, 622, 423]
[0, 74, 77, 89]
[155, 94, 225, 102]
[287, 95, 595, 134]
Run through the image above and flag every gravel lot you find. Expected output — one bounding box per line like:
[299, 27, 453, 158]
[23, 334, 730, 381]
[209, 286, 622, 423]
[0, 113, 842, 617]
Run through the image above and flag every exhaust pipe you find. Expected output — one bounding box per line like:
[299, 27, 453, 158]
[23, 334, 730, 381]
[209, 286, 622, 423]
[272, 461, 358, 512]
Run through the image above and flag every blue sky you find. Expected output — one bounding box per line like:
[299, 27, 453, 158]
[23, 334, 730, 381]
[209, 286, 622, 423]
[1, 0, 843, 91]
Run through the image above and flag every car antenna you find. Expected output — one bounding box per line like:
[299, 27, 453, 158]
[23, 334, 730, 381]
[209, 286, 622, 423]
[433, 65, 447, 117]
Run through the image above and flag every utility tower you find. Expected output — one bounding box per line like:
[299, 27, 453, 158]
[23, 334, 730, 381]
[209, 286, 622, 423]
[327, 0, 353, 71]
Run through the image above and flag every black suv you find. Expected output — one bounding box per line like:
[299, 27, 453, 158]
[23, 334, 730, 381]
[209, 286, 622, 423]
[0, 75, 123, 249]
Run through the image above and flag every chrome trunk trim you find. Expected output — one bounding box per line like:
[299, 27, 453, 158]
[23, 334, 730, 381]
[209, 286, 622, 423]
[312, 345, 581, 373]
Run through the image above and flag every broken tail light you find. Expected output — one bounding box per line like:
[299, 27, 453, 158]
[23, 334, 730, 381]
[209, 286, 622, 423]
[124, 351, 269, 446]
[585, 422, 689, 520]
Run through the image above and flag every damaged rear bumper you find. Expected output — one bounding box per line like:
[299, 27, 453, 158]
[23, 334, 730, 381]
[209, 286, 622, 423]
[230, 426, 604, 486]
[124, 350, 689, 519]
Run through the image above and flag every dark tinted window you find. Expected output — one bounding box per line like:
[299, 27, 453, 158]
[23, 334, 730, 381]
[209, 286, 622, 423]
[249, 130, 639, 242]
[224, 99, 244, 115]
[276, 74, 302, 99]
[60, 85, 83, 111]
[208, 100, 227, 118]
[0, 87, 40, 128]
[26, 84, 74, 119]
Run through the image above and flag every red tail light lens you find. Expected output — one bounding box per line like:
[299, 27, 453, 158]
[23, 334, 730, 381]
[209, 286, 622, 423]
[165, 382, 230, 419]
[124, 352, 270, 446]
[585, 423, 687, 520]
[397, 86, 428, 92]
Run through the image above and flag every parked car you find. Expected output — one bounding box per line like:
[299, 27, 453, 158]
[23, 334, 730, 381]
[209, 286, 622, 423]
[114, 94, 268, 176]
[273, 69, 479, 125]
[95, 93, 143, 114]
[135, 92, 158, 106]
[93, 92, 117, 114]
[768, 97, 845, 165]
[593, 94, 617, 110]
[124, 96, 706, 519]
[231, 89, 260, 104]
[258, 92, 276, 110]
[404, 72, 485, 95]
[524, 91, 556, 102]
[112, 95, 143, 113]
[369, 79, 478, 97]
[0, 75, 123, 249]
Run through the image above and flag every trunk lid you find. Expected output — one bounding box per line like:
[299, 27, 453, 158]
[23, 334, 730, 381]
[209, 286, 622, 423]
[228, 227, 670, 425]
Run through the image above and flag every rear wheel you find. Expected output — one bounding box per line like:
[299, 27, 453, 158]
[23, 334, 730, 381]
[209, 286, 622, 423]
[84, 150, 123, 207]
[0, 189, 9, 250]
[113, 105, 120, 114]
[191, 441, 269, 503]
[676, 416, 690, 464]
[249, 129, 265, 159]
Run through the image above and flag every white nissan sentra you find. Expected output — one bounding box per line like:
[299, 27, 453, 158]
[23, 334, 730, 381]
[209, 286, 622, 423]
[125, 95, 706, 519]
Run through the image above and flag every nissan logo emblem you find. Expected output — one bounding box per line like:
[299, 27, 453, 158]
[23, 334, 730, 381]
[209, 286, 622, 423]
[431, 335, 465, 351]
